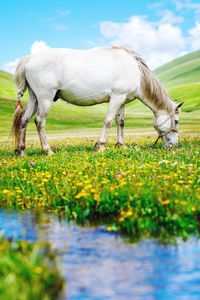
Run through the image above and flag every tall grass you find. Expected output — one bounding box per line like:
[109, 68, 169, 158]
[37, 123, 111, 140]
[0, 237, 64, 300]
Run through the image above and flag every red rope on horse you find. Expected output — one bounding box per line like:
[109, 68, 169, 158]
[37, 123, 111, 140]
[15, 99, 23, 110]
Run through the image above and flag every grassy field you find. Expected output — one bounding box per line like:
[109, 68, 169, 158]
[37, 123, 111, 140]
[155, 50, 200, 87]
[155, 50, 200, 112]
[0, 70, 16, 100]
[0, 136, 199, 242]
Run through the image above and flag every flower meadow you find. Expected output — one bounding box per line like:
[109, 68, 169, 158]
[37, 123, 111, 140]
[0, 135, 199, 242]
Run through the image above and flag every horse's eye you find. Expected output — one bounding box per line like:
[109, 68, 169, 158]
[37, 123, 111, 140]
[175, 120, 179, 125]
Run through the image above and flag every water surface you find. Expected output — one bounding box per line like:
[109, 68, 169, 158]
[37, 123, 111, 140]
[0, 210, 200, 300]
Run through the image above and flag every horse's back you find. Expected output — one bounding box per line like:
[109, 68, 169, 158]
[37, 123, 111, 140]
[24, 47, 141, 104]
[26, 47, 140, 81]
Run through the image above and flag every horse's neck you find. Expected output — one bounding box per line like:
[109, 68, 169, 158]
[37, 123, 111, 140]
[136, 61, 175, 116]
[139, 94, 175, 117]
[138, 95, 158, 115]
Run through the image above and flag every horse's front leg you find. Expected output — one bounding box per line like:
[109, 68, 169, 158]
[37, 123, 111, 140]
[94, 94, 126, 151]
[115, 105, 125, 148]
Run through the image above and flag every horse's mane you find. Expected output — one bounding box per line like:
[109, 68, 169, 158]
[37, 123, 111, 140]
[111, 46, 175, 113]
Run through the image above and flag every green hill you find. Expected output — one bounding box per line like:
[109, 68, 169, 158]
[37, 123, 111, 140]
[0, 70, 16, 99]
[154, 50, 200, 112]
[154, 50, 200, 87]
[0, 50, 199, 138]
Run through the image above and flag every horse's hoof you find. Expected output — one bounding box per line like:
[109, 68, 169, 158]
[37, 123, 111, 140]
[94, 142, 105, 152]
[115, 142, 124, 149]
[43, 149, 54, 156]
[14, 148, 26, 157]
[14, 148, 21, 155]
[115, 143, 128, 150]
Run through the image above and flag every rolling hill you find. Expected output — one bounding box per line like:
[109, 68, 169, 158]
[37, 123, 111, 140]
[0, 50, 199, 137]
[0, 70, 16, 99]
[154, 50, 200, 112]
[155, 50, 200, 87]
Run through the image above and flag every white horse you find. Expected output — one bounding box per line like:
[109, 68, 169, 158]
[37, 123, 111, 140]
[12, 46, 183, 156]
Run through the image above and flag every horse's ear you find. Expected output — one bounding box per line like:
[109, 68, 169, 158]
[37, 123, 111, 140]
[175, 102, 184, 112]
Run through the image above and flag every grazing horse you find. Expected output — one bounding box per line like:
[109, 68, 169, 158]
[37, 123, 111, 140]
[12, 46, 183, 156]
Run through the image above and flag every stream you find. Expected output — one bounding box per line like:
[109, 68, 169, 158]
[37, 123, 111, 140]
[0, 210, 200, 300]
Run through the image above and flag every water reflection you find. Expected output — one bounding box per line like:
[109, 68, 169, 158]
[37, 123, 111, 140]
[0, 210, 200, 300]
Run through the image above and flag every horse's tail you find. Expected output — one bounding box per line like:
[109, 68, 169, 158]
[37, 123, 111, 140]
[12, 109, 24, 146]
[15, 56, 30, 99]
[12, 56, 30, 146]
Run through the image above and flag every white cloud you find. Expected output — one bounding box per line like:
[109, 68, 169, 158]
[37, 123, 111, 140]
[148, 2, 164, 10]
[189, 22, 200, 50]
[158, 10, 184, 25]
[4, 40, 50, 73]
[30, 40, 50, 54]
[173, 0, 200, 15]
[40, 9, 69, 32]
[100, 15, 186, 68]
[4, 58, 20, 74]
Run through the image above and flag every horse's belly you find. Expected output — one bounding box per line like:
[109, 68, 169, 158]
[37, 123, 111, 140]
[59, 90, 110, 106]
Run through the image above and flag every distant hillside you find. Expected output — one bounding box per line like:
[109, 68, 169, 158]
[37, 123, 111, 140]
[155, 50, 200, 87]
[155, 50, 200, 112]
[0, 70, 15, 99]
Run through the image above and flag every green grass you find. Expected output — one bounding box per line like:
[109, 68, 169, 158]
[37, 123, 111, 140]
[0, 237, 64, 300]
[0, 136, 199, 242]
[0, 70, 16, 99]
[168, 84, 200, 112]
[155, 50, 200, 86]
[154, 50, 200, 112]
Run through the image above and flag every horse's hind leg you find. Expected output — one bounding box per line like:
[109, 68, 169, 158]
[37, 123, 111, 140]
[15, 89, 37, 156]
[94, 93, 126, 151]
[115, 105, 125, 148]
[35, 98, 53, 155]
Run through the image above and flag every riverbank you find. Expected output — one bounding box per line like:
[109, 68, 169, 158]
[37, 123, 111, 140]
[0, 135, 199, 242]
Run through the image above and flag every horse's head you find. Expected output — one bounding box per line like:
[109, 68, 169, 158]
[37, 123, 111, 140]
[154, 102, 184, 148]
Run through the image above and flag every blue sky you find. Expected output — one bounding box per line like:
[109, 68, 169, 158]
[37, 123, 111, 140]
[0, 0, 199, 72]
